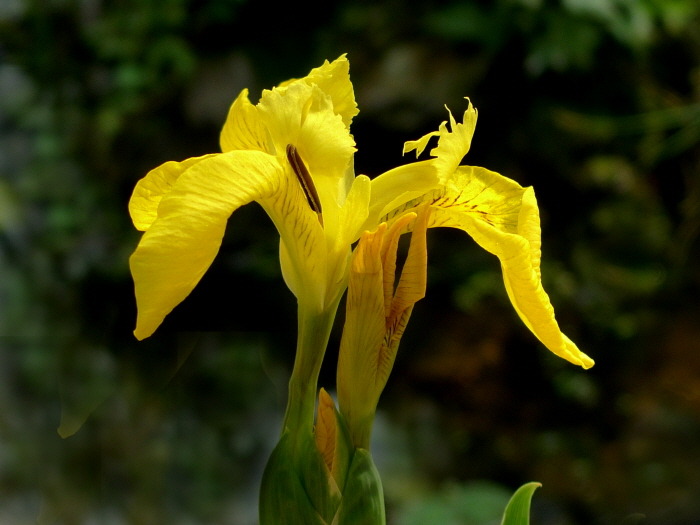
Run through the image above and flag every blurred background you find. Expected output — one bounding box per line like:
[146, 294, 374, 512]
[2, 0, 700, 523]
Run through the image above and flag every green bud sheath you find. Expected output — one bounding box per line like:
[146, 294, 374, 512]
[335, 448, 386, 525]
[260, 429, 338, 525]
[260, 391, 386, 525]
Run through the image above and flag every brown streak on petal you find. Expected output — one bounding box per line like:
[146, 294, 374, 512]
[286, 144, 324, 225]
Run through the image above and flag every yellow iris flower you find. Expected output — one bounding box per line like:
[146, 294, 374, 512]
[129, 56, 592, 435]
[129, 56, 367, 341]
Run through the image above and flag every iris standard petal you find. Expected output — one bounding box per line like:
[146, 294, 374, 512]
[130, 150, 282, 340]
[219, 88, 268, 153]
[279, 55, 358, 128]
[258, 82, 355, 192]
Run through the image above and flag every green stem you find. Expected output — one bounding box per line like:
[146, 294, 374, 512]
[282, 298, 341, 441]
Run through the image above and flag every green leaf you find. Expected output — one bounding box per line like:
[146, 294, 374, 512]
[500, 482, 541, 525]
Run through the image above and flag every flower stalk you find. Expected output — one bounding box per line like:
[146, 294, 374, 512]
[283, 299, 342, 440]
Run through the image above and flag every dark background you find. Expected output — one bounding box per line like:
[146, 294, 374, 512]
[2, 0, 700, 523]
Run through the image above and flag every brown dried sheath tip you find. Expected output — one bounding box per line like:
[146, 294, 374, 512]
[286, 144, 323, 215]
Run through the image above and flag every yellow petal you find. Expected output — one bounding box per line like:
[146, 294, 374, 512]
[380, 213, 417, 319]
[429, 102, 477, 182]
[375, 209, 428, 389]
[279, 55, 358, 128]
[266, 197, 327, 311]
[130, 150, 282, 340]
[384, 166, 594, 369]
[388, 207, 429, 324]
[338, 225, 389, 398]
[320, 174, 372, 301]
[366, 161, 439, 228]
[336, 174, 371, 246]
[403, 131, 440, 158]
[129, 154, 216, 231]
[337, 211, 429, 448]
[337, 226, 387, 448]
[219, 88, 268, 153]
[258, 81, 355, 195]
[367, 102, 477, 227]
[402, 101, 477, 182]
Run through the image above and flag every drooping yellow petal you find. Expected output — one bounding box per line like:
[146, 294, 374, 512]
[129, 154, 217, 231]
[382, 165, 593, 369]
[130, 150, 282, 340]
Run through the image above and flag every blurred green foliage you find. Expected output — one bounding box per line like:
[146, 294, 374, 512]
[1, 0, 700, 523]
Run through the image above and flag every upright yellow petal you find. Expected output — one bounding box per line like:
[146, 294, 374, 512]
[335, 174, 371, 248]
[342, 225, 388, 375]
[220, 63, 358, 312]
[130, 55, 363, 348]
[219, 88, 268, 153]
[130, 150, 282, 340]
[258, 82, 355, 191]
[280, 55, 358, 128]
